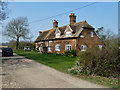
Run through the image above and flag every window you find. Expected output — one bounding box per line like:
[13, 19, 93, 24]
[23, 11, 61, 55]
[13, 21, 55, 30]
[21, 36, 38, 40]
[56, 33, 60, 38]
[98, 45, 102, 50]
[48, 46, 52, 52]
[81, 45, 86, 51]
[66, 32, 71, 37]
[45, 41, 47, 43]
[80, 35, 84, 38]
[91, 32, 94, 37]
[49, 40, 52, 43]
[65, 44, 72, 51]
[55, 44, 60, 51]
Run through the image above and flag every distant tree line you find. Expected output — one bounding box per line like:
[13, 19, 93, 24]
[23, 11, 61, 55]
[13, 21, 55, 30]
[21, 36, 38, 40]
[8, 40, 35, 50]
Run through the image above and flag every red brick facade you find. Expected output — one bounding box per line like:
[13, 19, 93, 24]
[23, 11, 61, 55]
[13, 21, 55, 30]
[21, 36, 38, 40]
[35, 29, 104, 54]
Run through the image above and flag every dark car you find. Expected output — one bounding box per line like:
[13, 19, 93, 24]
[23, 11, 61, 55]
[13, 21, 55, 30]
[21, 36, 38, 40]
[2, 48, 13, 57]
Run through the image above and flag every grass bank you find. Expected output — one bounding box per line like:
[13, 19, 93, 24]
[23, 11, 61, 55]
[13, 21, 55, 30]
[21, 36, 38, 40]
[14, 50, 119, 88]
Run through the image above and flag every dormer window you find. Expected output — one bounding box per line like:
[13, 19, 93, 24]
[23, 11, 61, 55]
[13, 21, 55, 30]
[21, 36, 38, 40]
[56, 33, 60, 38]
[64, 25, 73, 37]
[66, 32, 71, 37]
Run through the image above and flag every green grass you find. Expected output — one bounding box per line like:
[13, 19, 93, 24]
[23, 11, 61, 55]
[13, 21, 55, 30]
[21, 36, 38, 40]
[14, 50, 119, 88]
[14, 50, 77, 72]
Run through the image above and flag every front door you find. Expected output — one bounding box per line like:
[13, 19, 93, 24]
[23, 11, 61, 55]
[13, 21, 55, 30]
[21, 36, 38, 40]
[43, 47, 47, 53]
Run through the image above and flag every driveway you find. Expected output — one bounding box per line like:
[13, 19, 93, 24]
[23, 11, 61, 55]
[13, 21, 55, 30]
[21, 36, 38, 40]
[1, 52, 108, 88]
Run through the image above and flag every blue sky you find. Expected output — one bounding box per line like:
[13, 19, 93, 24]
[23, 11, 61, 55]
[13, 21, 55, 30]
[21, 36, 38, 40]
[3, 2, 118, 42]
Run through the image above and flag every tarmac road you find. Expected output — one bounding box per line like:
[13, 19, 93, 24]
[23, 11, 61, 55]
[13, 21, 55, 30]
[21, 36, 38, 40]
[1, 51, 108, 88]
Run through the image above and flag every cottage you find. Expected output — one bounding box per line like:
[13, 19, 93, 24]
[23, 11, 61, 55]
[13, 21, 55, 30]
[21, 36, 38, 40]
[35, 13, 104, 54]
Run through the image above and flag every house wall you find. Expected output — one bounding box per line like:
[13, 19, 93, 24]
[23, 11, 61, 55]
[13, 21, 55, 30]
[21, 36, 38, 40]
[36, 29, 105, 54]
[47, 39, 77, 54]
[77, 29, 105, 52]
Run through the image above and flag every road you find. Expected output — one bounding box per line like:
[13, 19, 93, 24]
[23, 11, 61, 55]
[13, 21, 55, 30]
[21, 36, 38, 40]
[1, 51, 108, 88]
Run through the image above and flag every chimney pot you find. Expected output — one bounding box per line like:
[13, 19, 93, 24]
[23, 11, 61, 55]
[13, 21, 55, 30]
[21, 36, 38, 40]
[39, 31, 42, 36]
[53, 20, 58, 28]
[69, 13, 76, 25]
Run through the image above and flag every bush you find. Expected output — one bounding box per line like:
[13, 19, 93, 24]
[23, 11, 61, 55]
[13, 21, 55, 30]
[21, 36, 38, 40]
[70, 47, 119, 78]
[64, 50, 71, 56]
[71, 50, 77, 56]
[64, 50, 77, 56]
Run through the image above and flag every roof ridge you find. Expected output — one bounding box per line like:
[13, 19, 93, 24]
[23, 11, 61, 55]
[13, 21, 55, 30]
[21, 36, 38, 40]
[42, 29, 54, 33]
[40, 20, 86, 33]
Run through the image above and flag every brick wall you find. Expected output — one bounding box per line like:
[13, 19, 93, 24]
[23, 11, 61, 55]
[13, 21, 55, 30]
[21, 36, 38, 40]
[77, 29, 105, 52]
[47, 39, 77, 54]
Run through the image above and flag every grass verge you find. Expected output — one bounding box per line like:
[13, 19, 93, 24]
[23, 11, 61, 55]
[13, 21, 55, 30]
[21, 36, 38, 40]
[14, 50, 119, 88]
[14, 50, 77, 72]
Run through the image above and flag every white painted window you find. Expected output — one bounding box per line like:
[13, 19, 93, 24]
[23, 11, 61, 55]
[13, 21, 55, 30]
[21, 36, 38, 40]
[91, 32, 94, 37]
[65, 44, 72, 51]
[98, 45, 102, 50]
[48, 46, 52, 52]
[80, 35, 84, 38]
[81, 45, 86, 51]
[56, 33, 60, 38]
[55, 44, 60, 51]
[66, 32, 71, 37]
[49, 40, 52, 43]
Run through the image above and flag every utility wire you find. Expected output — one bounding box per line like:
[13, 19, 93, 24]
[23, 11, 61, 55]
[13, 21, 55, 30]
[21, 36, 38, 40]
[29, 2, 97, 24]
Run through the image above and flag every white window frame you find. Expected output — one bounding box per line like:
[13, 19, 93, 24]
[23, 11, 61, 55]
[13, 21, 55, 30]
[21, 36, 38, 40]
[66, 32, 71, 37]
[98, 45, 102, 50]
[49, 40, 52, 43]
[81, 45, 86, 51]
[56, 33, 60, 38]
[55, 44, 60, 51]
[65, 44, 72, 51]
[48, 46, 52, 52]
[91, 32, 94, 37]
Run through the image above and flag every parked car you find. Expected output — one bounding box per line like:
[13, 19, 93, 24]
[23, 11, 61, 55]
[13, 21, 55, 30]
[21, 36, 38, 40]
[24, 46, 31, 51]
[2, 47, 13, 57]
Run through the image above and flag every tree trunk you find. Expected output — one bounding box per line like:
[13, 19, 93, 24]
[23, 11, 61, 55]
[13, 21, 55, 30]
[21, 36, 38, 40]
[16, 35, 19, 50]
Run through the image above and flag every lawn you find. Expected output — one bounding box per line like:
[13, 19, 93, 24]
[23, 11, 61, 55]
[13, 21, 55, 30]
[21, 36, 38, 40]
[14, 50, 119, 88]
[14, 50, 77, 72]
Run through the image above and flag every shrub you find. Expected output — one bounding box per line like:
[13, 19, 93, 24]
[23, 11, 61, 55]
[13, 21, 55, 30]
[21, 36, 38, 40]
[71, 50, 77, 56]
[64, 50, 77, 56]
[64, 50, 71, 56]
[70, 47, 119, 78]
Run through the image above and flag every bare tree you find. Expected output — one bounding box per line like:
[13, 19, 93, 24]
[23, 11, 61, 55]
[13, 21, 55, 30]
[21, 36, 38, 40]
[5, 17, 30, 49]
[0, 1, 8, 21]
[96, 27, 115, 41]
[0, 1, 9, 45]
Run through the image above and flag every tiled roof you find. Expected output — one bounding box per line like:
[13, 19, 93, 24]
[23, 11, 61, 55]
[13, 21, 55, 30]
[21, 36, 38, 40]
[35, 20, 94, 42]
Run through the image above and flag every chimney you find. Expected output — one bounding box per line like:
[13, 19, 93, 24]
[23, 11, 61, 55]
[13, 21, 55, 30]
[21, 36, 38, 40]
[39, 31, 42, 36]
[53, 20, 58, 28]
[69, 13, 76, 25]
